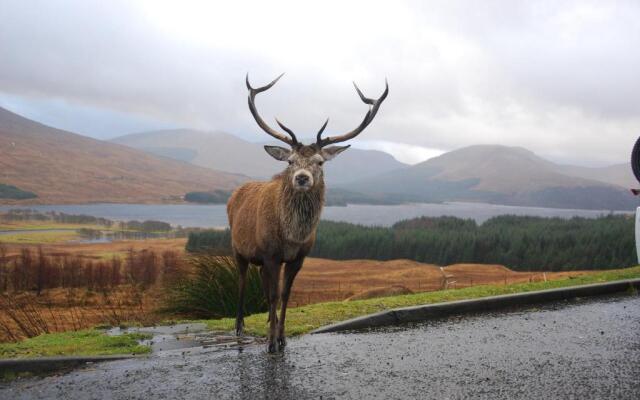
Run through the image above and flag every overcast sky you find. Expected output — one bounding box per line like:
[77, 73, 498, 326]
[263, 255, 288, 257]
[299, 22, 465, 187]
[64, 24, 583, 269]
[1, 0, 639, 165]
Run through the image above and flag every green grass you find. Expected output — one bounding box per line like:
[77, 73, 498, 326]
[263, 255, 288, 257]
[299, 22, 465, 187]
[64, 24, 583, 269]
[0, 220, 176, 245]
[0, 222, 107, 231]
[94, 251, 127, 260]
[0, 231, 80, 244]
[0, 221, 142, 234]
[0, 330, 151, 359]
[205, 266, 640, 337]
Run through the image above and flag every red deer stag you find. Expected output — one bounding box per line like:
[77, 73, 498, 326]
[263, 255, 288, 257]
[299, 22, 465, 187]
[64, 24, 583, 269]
[227, 74, 388, 352]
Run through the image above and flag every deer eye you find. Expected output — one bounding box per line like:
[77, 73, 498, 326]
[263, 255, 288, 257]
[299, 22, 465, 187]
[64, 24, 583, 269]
[288, 160, 293, 165]
[318, 161, 324, 166]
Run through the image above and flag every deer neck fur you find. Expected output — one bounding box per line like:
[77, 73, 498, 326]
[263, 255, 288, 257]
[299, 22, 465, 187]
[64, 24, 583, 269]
[277, 174, 325, 244]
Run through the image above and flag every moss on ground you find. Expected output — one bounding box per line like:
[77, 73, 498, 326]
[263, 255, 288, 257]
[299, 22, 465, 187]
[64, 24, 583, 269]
[205, 266, 640, 337]
[0, 330, 151, 359]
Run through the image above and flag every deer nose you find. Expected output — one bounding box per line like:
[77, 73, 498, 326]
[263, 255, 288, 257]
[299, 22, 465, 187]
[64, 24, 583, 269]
[295, 174, 309, 185]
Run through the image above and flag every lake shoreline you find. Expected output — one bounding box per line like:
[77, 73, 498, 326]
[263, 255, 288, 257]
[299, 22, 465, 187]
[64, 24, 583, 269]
[0, 202, 632, 228]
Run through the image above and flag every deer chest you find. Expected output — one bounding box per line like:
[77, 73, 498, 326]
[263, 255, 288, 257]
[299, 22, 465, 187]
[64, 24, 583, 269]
[282, 241, 302, 262]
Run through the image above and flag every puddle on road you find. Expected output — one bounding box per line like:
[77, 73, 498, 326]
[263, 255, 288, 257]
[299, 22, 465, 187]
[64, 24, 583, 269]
[105, 323, 263, 353]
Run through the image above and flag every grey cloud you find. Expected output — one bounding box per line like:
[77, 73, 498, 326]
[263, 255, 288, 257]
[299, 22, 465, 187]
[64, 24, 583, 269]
[0, 0, 639, 166]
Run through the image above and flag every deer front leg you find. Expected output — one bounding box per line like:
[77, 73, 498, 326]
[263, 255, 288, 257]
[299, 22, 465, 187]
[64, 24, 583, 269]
[264, 259, 282, 353]
[277, 257, 304, 348]
[260, 265, 275, 324]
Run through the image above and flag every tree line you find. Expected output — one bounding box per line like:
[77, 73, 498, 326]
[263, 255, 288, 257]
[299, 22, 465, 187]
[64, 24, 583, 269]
[2, 209, 113, 226]
[0, 183, 37, 200]
[184, 190, 231, 204]
[1, 209, 173, 232]
[186, 214, 636, 271]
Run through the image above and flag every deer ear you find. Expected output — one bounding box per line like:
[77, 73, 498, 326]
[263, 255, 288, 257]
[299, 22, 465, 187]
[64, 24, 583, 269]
[264, 145, 291, 161]
[321, 145, 350, 161]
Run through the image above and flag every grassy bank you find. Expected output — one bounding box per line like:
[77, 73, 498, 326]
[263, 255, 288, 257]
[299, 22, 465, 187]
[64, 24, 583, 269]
[0, 330, 151, 359]
[205, 266, 640, 336]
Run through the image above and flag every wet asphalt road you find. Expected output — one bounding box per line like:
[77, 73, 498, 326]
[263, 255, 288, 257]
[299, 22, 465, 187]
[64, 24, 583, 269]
[2, 294, 639, 400]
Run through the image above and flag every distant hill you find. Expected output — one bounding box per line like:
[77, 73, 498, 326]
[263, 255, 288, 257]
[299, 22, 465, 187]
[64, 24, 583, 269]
[556, 163, 635, 189]
[344, 145, 638, 210]
[111, 129, 407, 184]
[0, 107, 246, 204]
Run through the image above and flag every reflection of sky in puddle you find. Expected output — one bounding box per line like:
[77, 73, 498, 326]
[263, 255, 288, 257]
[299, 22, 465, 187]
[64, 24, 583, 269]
[107, 324, 208, 353]
[104, 323, 260, 353]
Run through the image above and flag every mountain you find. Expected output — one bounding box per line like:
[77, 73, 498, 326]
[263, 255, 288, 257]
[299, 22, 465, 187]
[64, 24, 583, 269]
[4, 107, 633, 210]
[556, 163, 635, 189]
[344, 145, 637, 211]
[110, 129, 407, 184]
[0, 107, 246, 204]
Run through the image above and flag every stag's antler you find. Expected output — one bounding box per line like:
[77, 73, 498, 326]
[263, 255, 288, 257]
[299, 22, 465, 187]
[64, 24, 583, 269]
[316, 79, 389, 147]
[246, 73, 298, 146]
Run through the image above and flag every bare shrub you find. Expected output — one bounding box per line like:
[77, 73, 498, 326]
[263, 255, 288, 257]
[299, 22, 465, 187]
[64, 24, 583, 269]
[110, 256, 121, 287]
[124, 249, 160, 288]
[35, 246, 47, 295]
[0, 242, 8, 293]
[13, 248, 32, 291]
[161, 250, 183, 286]
[139, 250, 158, 287]
[0, 247, 173, 341]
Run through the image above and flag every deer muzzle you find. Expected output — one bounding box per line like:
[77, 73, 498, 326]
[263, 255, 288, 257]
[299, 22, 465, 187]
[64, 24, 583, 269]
[293, 169, 313, 191]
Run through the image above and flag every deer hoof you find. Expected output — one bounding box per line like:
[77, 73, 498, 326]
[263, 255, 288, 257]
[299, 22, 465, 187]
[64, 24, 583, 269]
[277, 336, 287, 348]
[235, 321, 244, 337]
[267, 341, 279, 353]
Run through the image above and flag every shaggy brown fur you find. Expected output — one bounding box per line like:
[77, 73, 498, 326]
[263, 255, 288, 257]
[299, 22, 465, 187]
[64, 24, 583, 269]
[227, 145, 330, 352]
[227, 172, 324, 264]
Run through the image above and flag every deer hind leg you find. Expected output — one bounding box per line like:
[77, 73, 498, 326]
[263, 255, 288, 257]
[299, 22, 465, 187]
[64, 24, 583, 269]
[277, 257, 304, 348]
[234, 252, 249, 336]
[263, 259, 282, 353]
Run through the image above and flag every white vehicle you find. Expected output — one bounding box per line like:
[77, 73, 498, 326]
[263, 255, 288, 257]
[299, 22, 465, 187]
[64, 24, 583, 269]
[632, 137, 640, 262]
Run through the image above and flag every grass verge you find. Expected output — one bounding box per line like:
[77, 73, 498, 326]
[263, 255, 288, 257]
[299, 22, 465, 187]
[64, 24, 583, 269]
[0, 330, 151, 359]
[205, 266, 640, 337]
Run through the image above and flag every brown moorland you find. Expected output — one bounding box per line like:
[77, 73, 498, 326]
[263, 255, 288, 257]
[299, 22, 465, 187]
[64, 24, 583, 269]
[2, 238, 590, 300]
[0, 106, 247, 204]
[0, 237, 598, 341]
[1, 238, 594, 300]
[290, 258, 591, 306]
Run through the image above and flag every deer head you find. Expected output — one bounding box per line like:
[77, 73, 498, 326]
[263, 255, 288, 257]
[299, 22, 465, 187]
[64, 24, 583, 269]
[246, 73, 388, 192]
